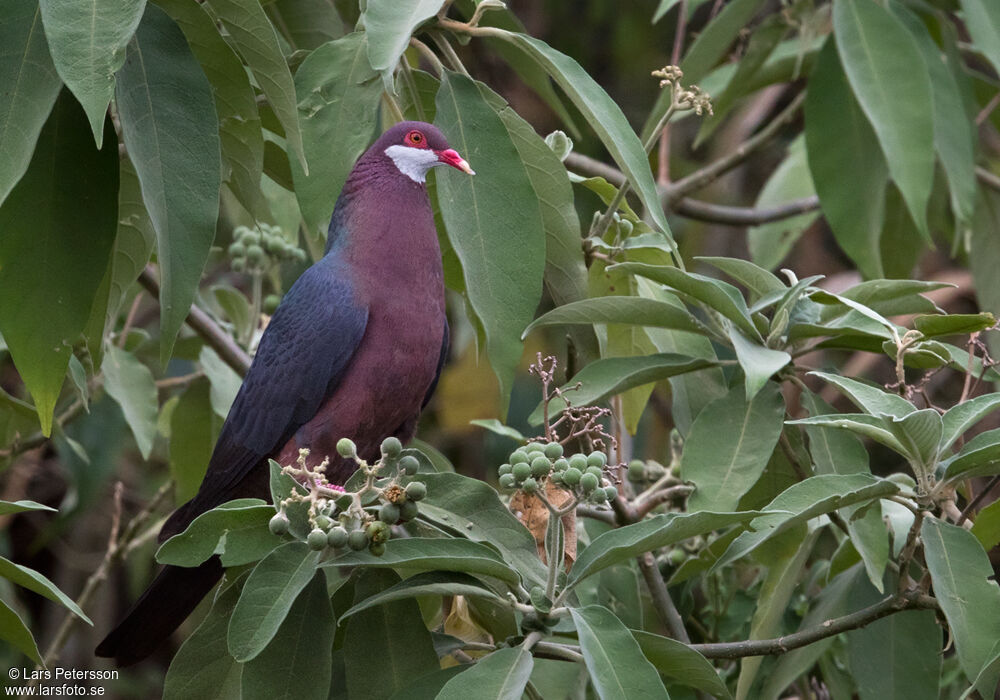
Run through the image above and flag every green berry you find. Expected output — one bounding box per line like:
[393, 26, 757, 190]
[294, 248, 307, 262]
[379, 502, 401, 523]
[586, 466, 604, 479]
[228, 242, 246, 258]
[405, 481, 427, 501]
[627, 460, 646, 483]
[246, 244, 265, 264]
[266, 237, 285, 254]
[604, 486, 618, 501]
[498, 463, 513, 476]
[512, 462, 532, 482]
[336, 438, 356, 458]
[510, 450, 529, 465]
[307, 528, 328, 550]
[530, 455, 551, 478]
[562, 467, 582, 486]
[369, 542, 386, 556]
[381, 437, 402, 458]
[268, 513, 288, 535]
[550, 472, 563, 485]
[367, 521, 390, 544]
[580, 472, 599, 493]
[587, 451, 607, 468]
[568, 454, 588, 470]
[348, 529, 368, 551]
[525, 442, 544, 453]
[543, 442, 563, 459]
[399, 455, 419, 476]
[399, 500, 419, 521]
[521, 477, 538, 494]
[314, 515, 332, 530]
[552, 458, 569, 472]
[231, 258, 246, 273]
[327, 526, 349, 548]
[263, 293, 281, 315]
[499, 473, 517, 490]
[240, 230, 260, 245]
[590, 488, 608, 504]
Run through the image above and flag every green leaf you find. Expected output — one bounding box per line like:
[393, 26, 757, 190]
[913, 312, 996, 338]
[324, 537, 520, 585]
[363, 0, 440, 89]
[469, 419, 525, 443]
[680, 0, 766, 83]
[727, 328, 790, 399]
[170, 378, 220, 503]
[972, 191, 1000, 361]
[242, 572, 334, 700]
[101, 345, 157, 459]
[612, 262, 760, 339]
[922, 518, 1000, 688]
[164, 578, 243, 700]
[0, 0, 61, 206]
[695, 256, 785, 301]
[527, 353, 715, 425]
[116, 3, 221, 365]
[227, 541, 320, 662]
[943, 428, 1000, 480]
[199, 346, 241, 419]
[156, 502, 278, 568]
[0, 91, 118, 435]
[805, 39, 887, 279]
[339, 571, 502, 623]
[104, 157, 155, 334]
[0, 598, 42, 665]
[524, 297, 705, 337]
[569, 510, 760, 589]
[158, 0, 265, 220]
[38, 0, 144, 146]
[959, 0, 1000, 78]
[833, 0, 933, 237]
[0, 555, 91, 624]
[714, 474, 898, 569]
[417, 473, 547, 588]
[807, 371, 915, 419]
[882, 408, 942, 472]
[436, 646, 534, 700]
[291, 32, 381, 238]
[632, 630, 732, 699]
[0, 500, 56, 516]
[971, 498, 1000, 551]
[653, 0, 682, 23]
[497, 33, 675, 243]
[788, 413, 908, 457]
[207, 0, 306, 172]
[838, 278, 948, 316]
[343, 569, 439, 700]
[571, 605, 668, 699]
[434, 71, 546, 410]
[264, 0, 341, 52]
[684, 383, 786, 513]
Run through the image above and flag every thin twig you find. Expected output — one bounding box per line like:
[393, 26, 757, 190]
[976, 166, 1000, 194]
[633, 485, 693, 519]
[672, 195, 820, 225]
[957, 475, 1000, 526]
[409, 37, 445, 76]
[117, 294, 144, 348]
[638, 551, 690, 642]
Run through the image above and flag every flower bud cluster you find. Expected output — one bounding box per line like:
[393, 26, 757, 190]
[498, 442, 618, 505]
[228, 223, 307, 274]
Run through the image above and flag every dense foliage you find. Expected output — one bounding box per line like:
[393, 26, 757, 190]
[2, 0, 1000, 697]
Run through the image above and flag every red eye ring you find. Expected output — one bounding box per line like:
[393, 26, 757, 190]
[405, 130, 428, 148]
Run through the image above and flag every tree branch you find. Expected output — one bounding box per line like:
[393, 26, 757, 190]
[977, 166, 1000, 194]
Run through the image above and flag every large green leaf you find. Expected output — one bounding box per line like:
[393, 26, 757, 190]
[38, 0, 144, 146]
[683, 383, 786, 513]
[525, 297, 704, 337]
[833, 0, 933, 237]
[571, 606, 668, 699]
[242, 572, 334, 700]
[0, 555, 91, 624]
[971, 191, 1000, 361]
[883, 408, 942, 473]
[959, 0, 1000, 78]
[434, 71, 545, 410]
[632, 630, 731, 699]
[156, 502, 278, 568]
[116, 3, 221, 365]
[943, 428, 1000, 480]
[436, 646, 534, 700]
[169, 378, 220, 504]
[324, 538, 520, 585]
[0, 598, 42, 665]
[805, 39, 887, 279]
[0, 91, 118, 435]
[207, 0, 306, 172]
[921, 518, 1000, 689]
[291, 32, 381, 238]
[363, 0, 441, 89]
[338, 571, 503, 622]
[227, 541, 320, 662]
[0, 0, 61, 206]
[787, 413, 908, 458]
[101, 345, 158, 459]
[727, 328, 790, 399]
[808, 371, 915, 419]
[159, 0, 265, 220]
[679, 0, 767, 84]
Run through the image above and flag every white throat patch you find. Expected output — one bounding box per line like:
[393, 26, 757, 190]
[384, 145, 440, 183]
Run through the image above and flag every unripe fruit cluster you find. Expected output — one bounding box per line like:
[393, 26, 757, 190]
[498, 443, 617, 504]
[228, 223, 307, 274]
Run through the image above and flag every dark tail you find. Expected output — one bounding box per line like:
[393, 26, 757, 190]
[95, 558, 223, 666]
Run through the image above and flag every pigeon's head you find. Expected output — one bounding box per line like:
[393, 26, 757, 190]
[377, 121, 475, 183]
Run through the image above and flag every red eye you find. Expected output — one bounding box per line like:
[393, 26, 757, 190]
[405, 130, 428, 148]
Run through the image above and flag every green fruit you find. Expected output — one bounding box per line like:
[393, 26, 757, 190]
[562, 467, 582, 486]
[367, 520, 390, 544]
[586, 466, 604, 479]
[268, 513, 288, 535]
[589, 488, 608, 504]
[266, 237, 285, 254]
[580, 473, 599, 493]
[399, 455, 419, 475]
[307, 528, 328, 550]
[314, 515, 332, 530]
[510, 450, 529, 465]
[381, 437, 402, 458]
[348, 529, 368, 551]
[405, 481, 427, 501]
[550, 472, 563, 485]
[228, 242, 246, 258]
[294, 248, 307, 262]
[525, 442, 544, 453]
[263, 293, 281, 314]
[336, 438, 357, 458]
[399, 500, 419, 521]
[499, 473, 517, 490]
[231, 258, 246, 273]
[240, 230, 261, 245]
[521, 477, 538, 494]
[552, 458, 569, 472]
[543, 442, 563, 459]
[568, 454, 588, 470]
[369, 542, 386, 556]
[627, 460, 646, 482]
[498, 463, 513, 476]
[587, 451, 607, 468]
[512, 462, 532, 482]
[246, 244, 265, 264]
[379, 503, 401, 523]
[530, 455, 551, 478]
[604, 486, 618, 501]
[327, 526, 349, 548]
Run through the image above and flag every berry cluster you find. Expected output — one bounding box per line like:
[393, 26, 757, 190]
[228, 223, 307, 273]
[268, 437, 427, 557]
[498, 442, 618, 505]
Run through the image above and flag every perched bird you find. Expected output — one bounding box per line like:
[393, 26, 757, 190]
[96, 121, 473, 665]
